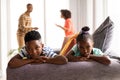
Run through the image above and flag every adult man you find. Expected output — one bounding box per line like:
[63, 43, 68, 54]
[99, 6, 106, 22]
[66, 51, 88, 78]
[17, 3, 38, 48]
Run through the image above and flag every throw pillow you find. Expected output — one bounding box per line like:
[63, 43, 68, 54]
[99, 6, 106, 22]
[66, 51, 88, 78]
[60, 33, 78, 56]
[92, 16, 114, 53]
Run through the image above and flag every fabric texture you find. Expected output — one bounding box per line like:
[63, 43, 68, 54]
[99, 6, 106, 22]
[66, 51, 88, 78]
[93, 16, 114, 53]
[7, 58, 120, 80]
[72, 44, 103, 56]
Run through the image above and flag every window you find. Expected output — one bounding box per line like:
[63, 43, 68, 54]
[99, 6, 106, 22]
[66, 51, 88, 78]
[10, 0, 44, 49]
[10, 0, 69, 49]
[45, 0, 69, 48]
[107, 0, 120, 53]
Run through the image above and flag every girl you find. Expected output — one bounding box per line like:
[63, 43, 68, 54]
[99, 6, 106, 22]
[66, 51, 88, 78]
[66, 26, 111, 65]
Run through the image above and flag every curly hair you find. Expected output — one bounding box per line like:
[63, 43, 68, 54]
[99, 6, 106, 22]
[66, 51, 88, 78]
[76, 26, 93, 43]
[24, 30, 41, 43]
[60, 9, 71, 19]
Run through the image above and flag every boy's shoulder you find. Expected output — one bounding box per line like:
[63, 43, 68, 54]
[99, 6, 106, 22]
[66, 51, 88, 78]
[42, 46, 57, 58]
[42, 46, 54, 53]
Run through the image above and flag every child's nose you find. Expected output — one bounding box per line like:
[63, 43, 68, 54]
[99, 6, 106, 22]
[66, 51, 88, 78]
[83, 49, 87, 53]
[32, 50, 37, 54]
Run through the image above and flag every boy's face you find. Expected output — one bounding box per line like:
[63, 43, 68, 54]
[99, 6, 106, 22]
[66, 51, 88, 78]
[25, 40, 43, 57]
[77, 39, 94, 57]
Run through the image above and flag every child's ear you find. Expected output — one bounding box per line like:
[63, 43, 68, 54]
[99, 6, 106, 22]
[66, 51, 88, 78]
[42, 44, 44, 48]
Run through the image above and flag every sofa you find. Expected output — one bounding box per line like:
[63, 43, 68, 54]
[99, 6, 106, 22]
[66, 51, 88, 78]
[7, 58, 120, 80]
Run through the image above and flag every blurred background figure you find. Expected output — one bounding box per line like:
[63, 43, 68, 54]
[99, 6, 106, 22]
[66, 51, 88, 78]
[17, 3, 38, 49]
[56, 9, 75, 50]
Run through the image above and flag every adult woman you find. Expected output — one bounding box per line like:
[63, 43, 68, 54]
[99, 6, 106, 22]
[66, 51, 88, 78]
[56, 9, 75, 50]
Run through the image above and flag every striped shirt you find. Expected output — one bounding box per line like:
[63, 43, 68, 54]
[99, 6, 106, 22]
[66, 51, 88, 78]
[19, 46, 57, 59]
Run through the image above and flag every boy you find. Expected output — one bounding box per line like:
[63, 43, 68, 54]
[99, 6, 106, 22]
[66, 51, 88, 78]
[8, 30, 68, 68]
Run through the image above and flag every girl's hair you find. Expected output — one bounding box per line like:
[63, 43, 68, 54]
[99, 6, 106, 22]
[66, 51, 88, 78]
[76, 26, 93, 43]
[60, 9, 71, 19]
[24, 30, 41, 43]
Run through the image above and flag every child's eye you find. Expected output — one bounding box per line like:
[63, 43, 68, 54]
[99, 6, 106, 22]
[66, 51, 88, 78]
[80, 46, 84, 49]
[35, 46, 41, 50]
[28, 48, 32, 51]
[87, 46, 90, 49]
[25, 46, 31, 51]
[36, 47, 39, 50]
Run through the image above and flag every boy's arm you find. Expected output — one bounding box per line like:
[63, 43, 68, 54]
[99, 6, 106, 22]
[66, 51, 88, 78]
[89, 55, 111, 65]
[46, 55, 68, 65]
[8, 54, 34, 68]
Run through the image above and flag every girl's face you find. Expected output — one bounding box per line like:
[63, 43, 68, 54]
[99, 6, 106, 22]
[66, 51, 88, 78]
[77, 39, 94, 57]
[25, 40, 43, 57]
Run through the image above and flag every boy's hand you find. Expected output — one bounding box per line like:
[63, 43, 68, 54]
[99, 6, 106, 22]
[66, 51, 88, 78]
[33, 59, 43, 64]
[40, 56, 49, 63]
[32, 56, 49, 63]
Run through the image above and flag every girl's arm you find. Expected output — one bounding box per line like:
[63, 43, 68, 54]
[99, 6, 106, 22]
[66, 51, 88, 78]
[66, 50, 88, 62]
[89, 55, 111, 65]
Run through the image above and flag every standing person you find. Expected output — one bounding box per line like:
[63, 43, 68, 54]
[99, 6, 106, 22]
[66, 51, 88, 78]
[8, 30, 68, 68]
[56, 9, 75, 50]
[66, 26, 111, 65]
[17, 3, 38, 49]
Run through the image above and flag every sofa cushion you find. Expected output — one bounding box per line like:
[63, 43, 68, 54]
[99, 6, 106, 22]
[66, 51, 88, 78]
[7, 59, 120, 80]
[93, 16, 114, 53]
[60, 33, 78, 56]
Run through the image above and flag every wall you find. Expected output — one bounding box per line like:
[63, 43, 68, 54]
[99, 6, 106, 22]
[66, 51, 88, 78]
[0, 0, 1, 77]
[0, 0, 1, 71]
[70, 0, 94, 33]
[0, 0, 8, 78]
[70, 0, 107, 33]
[70, 0, 88, 32]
